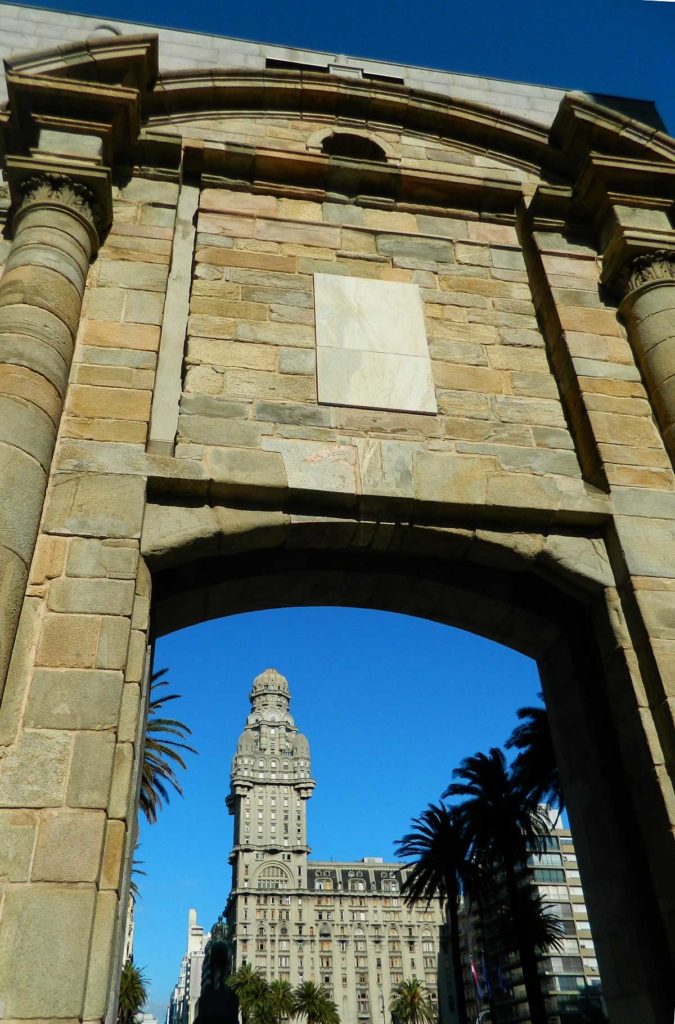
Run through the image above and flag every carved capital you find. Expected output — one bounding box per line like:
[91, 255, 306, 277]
[618, 249, 675, 298]
[16, 172, 103, 231]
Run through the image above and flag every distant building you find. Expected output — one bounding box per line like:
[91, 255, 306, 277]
[136, 1014, 159, 1024]
[168, 669, 455, 1024]
[166, 909, 210, 1024]
[461, 813, 605, 1023]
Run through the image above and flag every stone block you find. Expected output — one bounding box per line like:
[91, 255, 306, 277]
[376, 234, 454, 263]
[43, 473, 146, 538]
[124, 289, 166, 325]
[255, 219, 340, 247]
[118, 683, 141, 743]
[48, 577, 135, 615]
[32, 809, 105, 882]
[117, 178, 179, 204]
[29, 533, 67, 584]
[0, 810, 37, 881]
[201, 188, 277, 216]
[99, 818, 126, 890]
[264, 438, 357, 494]
[279, 347, 316, 375]
[180, 394, 249, 419]
[69, 384, 152, 421]
[0, 597, 40, 746]
[62, 414, 147, 444]
[0, 886, 96, 1018]
[83, 889, 118, 1020]
[253, 401, 331, 427]
[36, 612, 99, 668]
[205, 447, 287, 496]
[98, 260, 169, 293]
[221, 367, 316, 402]
[0, 362, 62, 423]
[196, 247, 297, 273]
[191, 297, 268, 320]
[241, 285, 313, 307]
[81, 319, 161, 351]
[97, 616, 131, 670]
[85, 286, 125, 321]
[0, 264, 83, 334]
[178, 414, 266, 448]
[108, 742, 135, 819]
[0, 442, 47, 563]
[67, 731, 116, 808]
[235, 320, 315, 348]
[356, 438, 415, 497]
[67, 538, 139, 579]
[434, 363, 504, 394]
[24, 668, 123, 729]
[414, 451, 497, 505]
[0, 731, 71, 807]
[79, 345, 157, 370]
[187, 338, 277, 370]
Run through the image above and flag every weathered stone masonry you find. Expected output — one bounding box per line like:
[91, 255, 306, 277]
[0, 30, 673, 1024]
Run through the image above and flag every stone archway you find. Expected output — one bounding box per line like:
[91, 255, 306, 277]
[0, 31, 673, 1024]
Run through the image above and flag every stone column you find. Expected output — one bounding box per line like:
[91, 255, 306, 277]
[618, 250, 675, 457]
[0, 172, 100, 689]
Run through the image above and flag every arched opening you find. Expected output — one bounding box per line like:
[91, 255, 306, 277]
[320, 132, 388, 161]
[133, 519, 673, 1023]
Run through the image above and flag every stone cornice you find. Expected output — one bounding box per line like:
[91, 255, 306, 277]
[184, 138, 524, 217]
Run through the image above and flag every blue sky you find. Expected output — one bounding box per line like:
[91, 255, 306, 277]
[141, 609, 541, 1017]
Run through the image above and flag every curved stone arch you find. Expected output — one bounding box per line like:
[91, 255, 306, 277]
[305, 125, 400, 163]
[139, 508, 674, 1019]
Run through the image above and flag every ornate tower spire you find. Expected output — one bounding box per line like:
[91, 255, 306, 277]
[226, 669, 315, 913]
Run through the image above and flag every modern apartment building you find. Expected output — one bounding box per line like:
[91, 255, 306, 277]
[166, 910, 211, 1024]
[461, 815, 605, 1023]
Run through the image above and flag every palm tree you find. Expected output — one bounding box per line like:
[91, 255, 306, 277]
[139, 669, 197, 824]
[495, 886, 565, 958]
[227, 964, 269, 1024]
[445, 748, 552, 1024]
[395, 803, 469, 1024]
[506, 697, 564, 816]
[390, 978, 436, 1024]
[268, 979, 295, 1024]
[293, 980, 340, 1024]
[117, 959, 148, 1024]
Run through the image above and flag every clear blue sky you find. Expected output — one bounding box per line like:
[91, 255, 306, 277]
[19, 0, 675, 131]
[139, 609, 541, 1019]
[20, 0, 672, 1017]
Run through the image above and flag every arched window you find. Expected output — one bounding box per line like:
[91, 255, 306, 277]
[350, 878, 366, 892]
[321, 132, 387, 161]
[259, 864, 288, 890]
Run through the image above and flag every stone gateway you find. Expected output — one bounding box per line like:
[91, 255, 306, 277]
[0, 12, 673, 1024]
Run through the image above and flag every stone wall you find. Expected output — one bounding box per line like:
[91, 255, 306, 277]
[0, 35, 673, 1024]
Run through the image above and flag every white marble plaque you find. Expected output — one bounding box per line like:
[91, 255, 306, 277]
[314, 274, 437, 414]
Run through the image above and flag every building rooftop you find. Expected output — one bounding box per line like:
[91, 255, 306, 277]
[0, 2, 664, 130]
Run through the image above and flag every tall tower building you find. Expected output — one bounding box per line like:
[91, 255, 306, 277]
[221, 669, 456, 1024]
[226, 668, 315, 899]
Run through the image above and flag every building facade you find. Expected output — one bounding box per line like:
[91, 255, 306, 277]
[226, 668, 454, 1024]
[167, 910, 211, 1024]
[461, 814, 604, 1023]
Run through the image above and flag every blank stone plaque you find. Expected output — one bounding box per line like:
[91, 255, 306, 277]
[314, 274, 437, 414]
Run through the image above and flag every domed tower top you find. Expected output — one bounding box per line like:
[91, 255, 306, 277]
[250, 668, 290, 712]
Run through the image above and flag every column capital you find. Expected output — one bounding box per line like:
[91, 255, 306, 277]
[618, 248, 675, 299]
[5, 157, 112, 249]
